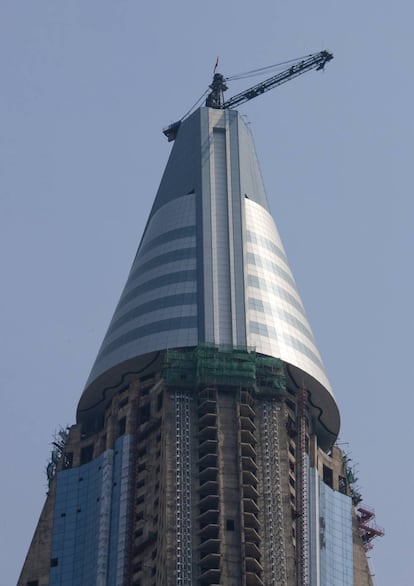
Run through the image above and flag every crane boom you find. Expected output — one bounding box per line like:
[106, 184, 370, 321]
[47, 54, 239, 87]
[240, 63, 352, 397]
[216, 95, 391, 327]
[222, 50, 333, 109]
[163, 50, 333, 141]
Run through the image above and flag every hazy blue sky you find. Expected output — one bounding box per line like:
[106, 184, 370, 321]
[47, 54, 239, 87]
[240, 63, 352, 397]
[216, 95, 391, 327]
[1, 1, 412, 584]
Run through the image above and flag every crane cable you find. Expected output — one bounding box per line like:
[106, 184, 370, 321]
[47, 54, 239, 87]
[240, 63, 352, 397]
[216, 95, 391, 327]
[225, 53, 314, 81]
[177, 53, 315, 124]
[178, 88, 210, 123]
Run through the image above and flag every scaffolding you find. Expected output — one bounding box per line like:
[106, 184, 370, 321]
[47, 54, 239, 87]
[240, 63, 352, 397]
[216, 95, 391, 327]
[240, 390, 264, 586]
[175, 392, 193, 585]
[296, 386, 309, 586]
[262, 400, 287, 586]
[256, 356, 286, 396]
[357, 506, 384, 551]
[164, 344, 285, 393]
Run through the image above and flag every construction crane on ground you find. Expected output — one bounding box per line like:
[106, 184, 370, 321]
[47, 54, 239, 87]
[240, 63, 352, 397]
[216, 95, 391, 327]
[163, 50, 333, 141]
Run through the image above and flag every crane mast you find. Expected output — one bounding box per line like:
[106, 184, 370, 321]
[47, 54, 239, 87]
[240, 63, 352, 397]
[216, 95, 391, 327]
[163, 49, 333, 141]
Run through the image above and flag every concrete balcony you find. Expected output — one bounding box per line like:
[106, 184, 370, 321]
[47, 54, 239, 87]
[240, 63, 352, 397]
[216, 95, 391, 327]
[240, 403, 255, 419]
[242, 456, 257, 473]
[243, 470, 258, 488]
[240, 429, 256, 445]
[198, 439, 218, 457]
[246, 572, 265, 586]
[199, 538, 220, 554]
[245, 556, 263, 574]
[199, 480, 219, 497]
[241, 442, 256, 459]
[244, 512, 260, 531]
[199, 466, 218, 484]
[198, 523, 219, 541]
[240, 416, 256, 432]
[198, 508, 219, 525]
[198, 453, 218, 469]
[199, 426, 218, 442]
[243, 497, 259, 514]
[244, 526, 261, 544]
[199, 412, 217, 427]
[199, 567, 221, 585]
[198, 399, 217, 416]
[200, 552, 220, 570]
[199, 493, 219, 512]
[243, 484, 259, 500]
[245, 541, 261, 559]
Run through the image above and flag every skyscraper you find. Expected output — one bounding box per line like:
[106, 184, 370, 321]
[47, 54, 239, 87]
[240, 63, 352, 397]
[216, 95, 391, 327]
[19, 105, 380, 586]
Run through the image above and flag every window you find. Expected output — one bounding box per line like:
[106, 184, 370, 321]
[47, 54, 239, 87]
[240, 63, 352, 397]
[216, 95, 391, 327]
[63, 452, 73, 469]
[226, 519, 235, 531]
[50, 558, 58, 567]
[118, 417, 126, 437]
[80, 444, 94, 464]
[323, 465, 333, 488]
[338, 475, 347, 494]
[286, 399, 296, 413]
[140, 403, 150, 424]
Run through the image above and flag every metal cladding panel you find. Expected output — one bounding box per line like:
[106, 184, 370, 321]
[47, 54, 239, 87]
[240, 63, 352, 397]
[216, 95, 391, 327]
[84, 192, 199, 391]
[79, 107, 339, 440]
[245, 197, 331, 394]
[82, 105, 205, 395]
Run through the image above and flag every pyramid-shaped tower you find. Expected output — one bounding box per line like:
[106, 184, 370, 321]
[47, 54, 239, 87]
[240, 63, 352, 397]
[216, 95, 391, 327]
[19, 107, 375, 586]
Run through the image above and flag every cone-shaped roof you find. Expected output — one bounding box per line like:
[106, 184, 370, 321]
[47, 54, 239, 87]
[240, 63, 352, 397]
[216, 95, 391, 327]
[78, 107, 339, 444]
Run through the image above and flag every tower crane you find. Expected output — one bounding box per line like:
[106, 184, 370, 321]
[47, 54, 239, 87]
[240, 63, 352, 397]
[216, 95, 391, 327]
[163, 50, 333, 141]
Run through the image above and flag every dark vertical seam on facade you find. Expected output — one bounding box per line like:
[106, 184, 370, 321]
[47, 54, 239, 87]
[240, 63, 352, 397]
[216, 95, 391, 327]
[196, 109, 206, 343]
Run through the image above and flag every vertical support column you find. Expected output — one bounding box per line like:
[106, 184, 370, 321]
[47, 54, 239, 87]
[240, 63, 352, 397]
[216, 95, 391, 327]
[96, 451, 114, 586]
[115, 436, 132, 585]
[200, 108, 248, 349]
[175, 392, 193, 586]
[308, 466, 321, 586]
[211, 125, 232, 345]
